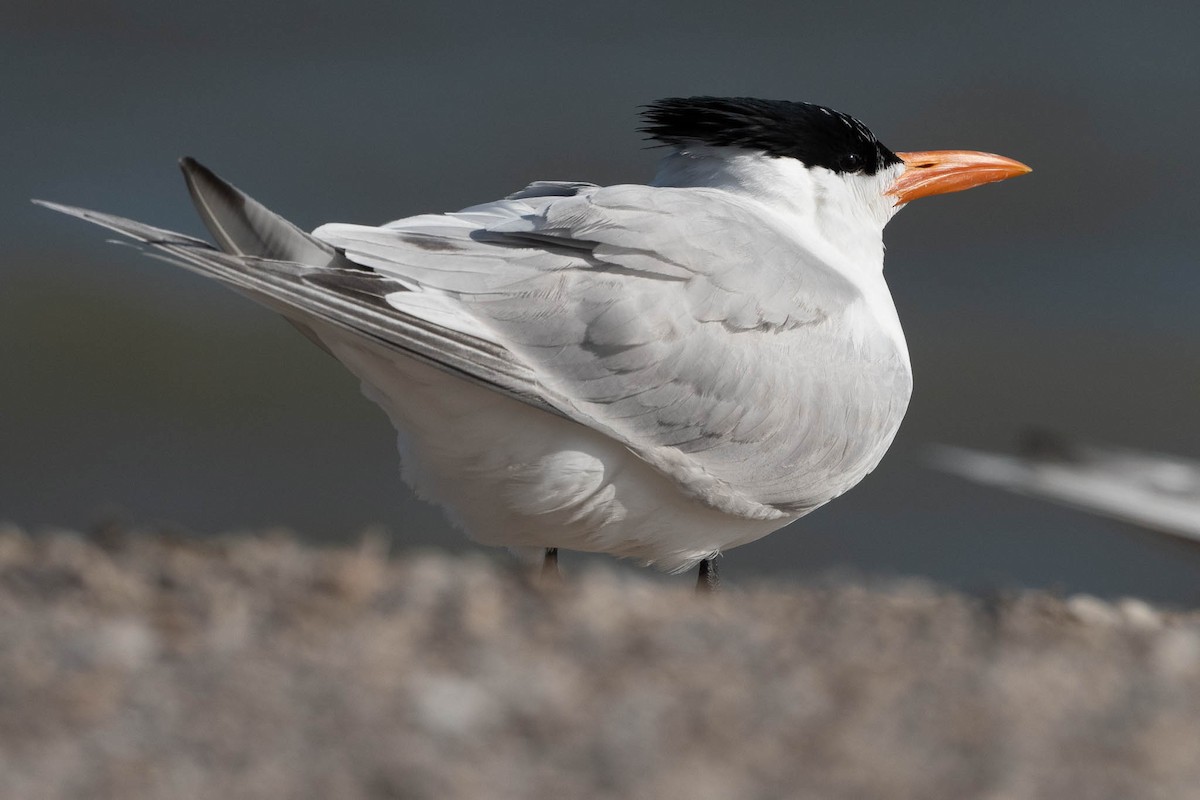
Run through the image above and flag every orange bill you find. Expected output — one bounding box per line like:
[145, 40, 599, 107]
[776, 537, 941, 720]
[888, 150, 1031, 205]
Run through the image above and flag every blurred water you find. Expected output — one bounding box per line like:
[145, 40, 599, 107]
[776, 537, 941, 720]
[4, 0, 1200, 603]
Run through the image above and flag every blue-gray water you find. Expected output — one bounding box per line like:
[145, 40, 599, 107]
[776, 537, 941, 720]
[5, 0, 1200, 603]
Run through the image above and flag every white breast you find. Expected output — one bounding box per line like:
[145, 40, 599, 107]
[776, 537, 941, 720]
[316, 308, 906, 572]
[319, 327, 789, 572]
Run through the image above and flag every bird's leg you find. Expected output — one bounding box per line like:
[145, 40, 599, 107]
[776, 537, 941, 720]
[696, 558, 720, 593]
[541, 547, 560, 583]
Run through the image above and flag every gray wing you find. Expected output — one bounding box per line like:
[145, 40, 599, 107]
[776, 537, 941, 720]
[930, 433, 1200, 543]
[33, 200, 561, 416]
[318, 184, 901, 518]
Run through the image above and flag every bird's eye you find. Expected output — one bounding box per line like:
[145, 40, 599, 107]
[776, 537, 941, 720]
[839, 153, 864, 173]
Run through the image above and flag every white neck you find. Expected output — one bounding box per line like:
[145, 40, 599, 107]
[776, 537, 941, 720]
[650, 146, 905, 281]
[650, 145, 910, 369]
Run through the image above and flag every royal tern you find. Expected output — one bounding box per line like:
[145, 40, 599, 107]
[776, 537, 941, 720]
[38, 97, 1029, 587]
[932, 431, 1200, 545]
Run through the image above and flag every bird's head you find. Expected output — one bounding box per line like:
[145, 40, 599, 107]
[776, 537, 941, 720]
[642, 96, 1030, 268]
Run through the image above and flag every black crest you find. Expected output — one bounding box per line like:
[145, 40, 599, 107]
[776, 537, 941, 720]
[640, 96, 902, 176]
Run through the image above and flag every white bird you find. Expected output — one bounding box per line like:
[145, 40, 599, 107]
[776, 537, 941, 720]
[931, 431, 1200, 545]
[38, 97, 1029, 588]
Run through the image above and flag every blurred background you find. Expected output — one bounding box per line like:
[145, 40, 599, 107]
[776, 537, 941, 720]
[4, 0, 1199, 603]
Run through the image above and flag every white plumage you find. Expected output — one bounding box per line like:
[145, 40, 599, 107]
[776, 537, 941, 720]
[37, 98, 1028, 576]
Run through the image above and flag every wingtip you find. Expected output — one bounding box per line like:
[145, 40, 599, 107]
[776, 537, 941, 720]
[925, 444, 1032, 488]
[179, 156, 222, 187]
[31, 198, 83, 216]
[178, 156, 241, 206]
[179, 156, 210, 184]
[922, 443, 975, 471]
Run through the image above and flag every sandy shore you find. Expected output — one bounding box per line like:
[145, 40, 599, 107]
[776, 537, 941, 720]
[2, 524, 1198, 799]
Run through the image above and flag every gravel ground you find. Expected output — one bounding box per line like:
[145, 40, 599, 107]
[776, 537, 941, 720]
[2, 524, 1199, 800]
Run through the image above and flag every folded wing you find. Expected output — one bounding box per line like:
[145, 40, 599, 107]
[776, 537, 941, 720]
[41, 167, 902, 520]
[319, 183, 894, 517]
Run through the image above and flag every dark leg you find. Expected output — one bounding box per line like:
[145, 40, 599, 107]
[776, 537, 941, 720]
[696, 557, 720, 593]
[541, 548, 560, 583]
